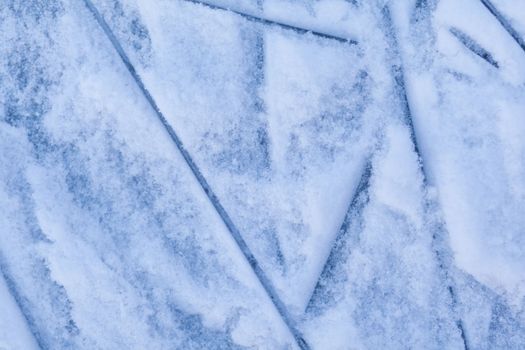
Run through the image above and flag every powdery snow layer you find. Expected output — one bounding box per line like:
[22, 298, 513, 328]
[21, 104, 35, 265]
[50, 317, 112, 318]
[89, 0, 381, 313]
[1, 0, 524, 349]
[391, 0, 525, 307]
[0, 1, 292, 348]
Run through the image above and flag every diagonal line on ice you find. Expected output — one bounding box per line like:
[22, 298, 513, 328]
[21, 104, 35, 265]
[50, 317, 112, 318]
[479, 0, 525, 54]
[182, 0, 358, 45]
[381, 5, 470, 350]
[449, 26, 500, 68]
[80, 0, 310, 348]
[0, 260, 44, 349]
[303, 159, 372, 314]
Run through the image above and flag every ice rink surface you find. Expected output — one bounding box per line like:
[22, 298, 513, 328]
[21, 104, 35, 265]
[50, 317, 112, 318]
[1, 0, 524, 348]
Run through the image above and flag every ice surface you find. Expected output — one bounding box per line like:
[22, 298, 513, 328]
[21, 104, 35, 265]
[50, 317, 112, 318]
[1, 1, 292, 348]
[0, 268, 39, 350]
[485, 0, 525, 49]
[89, 0, 382, 314]
[390, 0, 525, 306]
[302, 121, 465, 349]
[1, 0, 524, 349]
[389, 0, 525, 347]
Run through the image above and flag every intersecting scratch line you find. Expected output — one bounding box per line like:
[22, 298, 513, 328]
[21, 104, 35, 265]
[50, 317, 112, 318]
[381, 5, 470, 350]
[80, 0, 309, 348]
[304, 159, 372, 313]
[479, 0, 525, 53]
[449, 27, 499, 68]
[0, 260, 43, 349]
[182, 0, 358, 45]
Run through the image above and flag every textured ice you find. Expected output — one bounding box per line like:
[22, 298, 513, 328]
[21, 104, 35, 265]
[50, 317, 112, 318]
[88, 0, 380, 314]
[303, 120, 465, 349]
[391, 0, 525, 305]
[0, 268, 39, 350]
[0, 1, 291, 348]
[1, 0, 524, 349]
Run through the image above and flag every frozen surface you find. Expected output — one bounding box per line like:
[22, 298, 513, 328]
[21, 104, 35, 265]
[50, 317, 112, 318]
[89, 0, 381, 313]
[489, 0, 525, 41]
[0, 1, 291, 348]
[0, 271, 38, 350]
[391, 0, 525, 306]
[1, 0, 524, 349]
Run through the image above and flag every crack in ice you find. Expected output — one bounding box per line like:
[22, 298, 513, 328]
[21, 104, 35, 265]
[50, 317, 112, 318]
[380, 5, 470, 349]
[449, 26, 499, 68]
[182, 0, 358, 45]
[80, 0, 310, 348]
[304, 160, 372, 314]
[480, 0, 525, 54]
